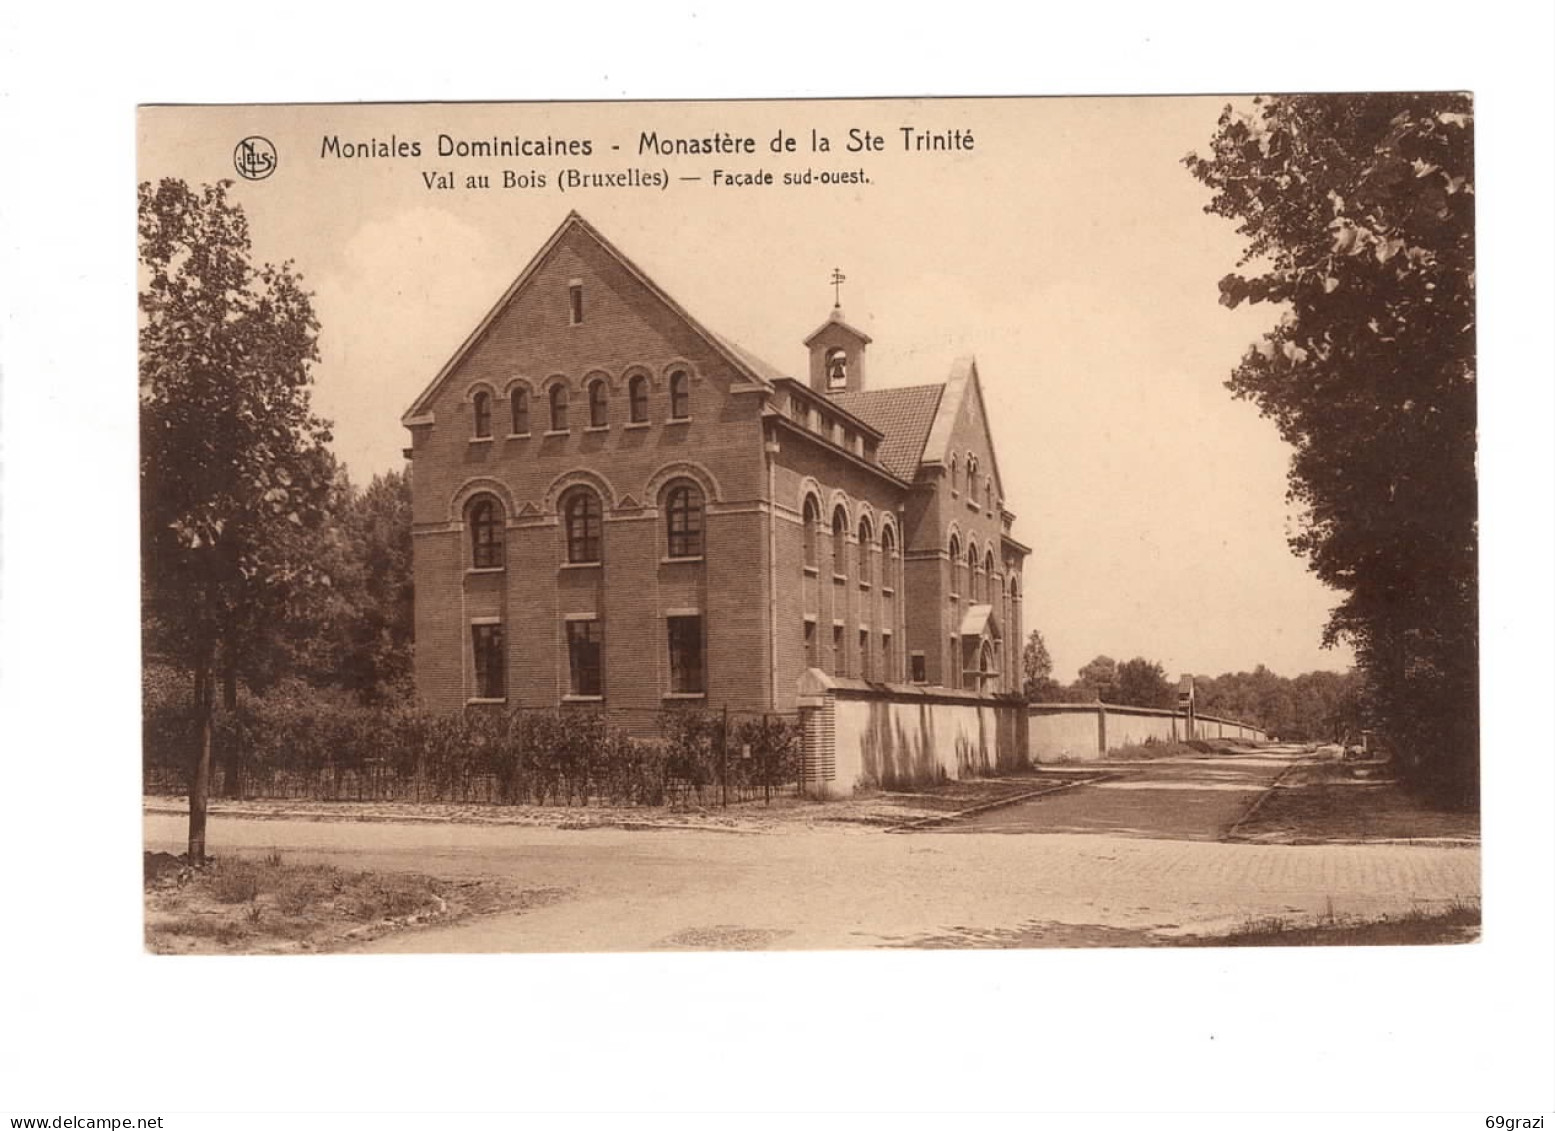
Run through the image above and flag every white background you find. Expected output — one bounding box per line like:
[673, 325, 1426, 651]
[1, 2, 1551, 1125]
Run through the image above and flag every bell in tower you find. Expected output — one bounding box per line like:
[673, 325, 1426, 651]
[805, 268, 872, 396]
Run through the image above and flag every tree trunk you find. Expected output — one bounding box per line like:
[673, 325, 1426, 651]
[189, 642, 214, 865]
[220, 649, 239, 799]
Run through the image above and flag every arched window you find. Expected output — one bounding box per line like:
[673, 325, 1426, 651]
[857, 517, 873, 587]
[966, 455, 978, 498]
[549, 383, 569, 432]
[468, 496, 503, 568]
[472, 390, 492, 438]
[510, 387, 529, 435]
[831, 506, 848, 578]
[564, 490, 602, 564]
[665, 482, 704, 559]
[985, 550, 996, 594]
[802, 495, 820, 570]
[669, 369, 690, 420]
[968, 542, 980, 601]
[588, 379, 608, 428]
[986, 481, 993, 511]
[950, 455, 960, 494]
[949, 535, 962, 596]
[825, 347, 848, 389]
[629, 375, 649, 423]
[881, 524, 896, 590]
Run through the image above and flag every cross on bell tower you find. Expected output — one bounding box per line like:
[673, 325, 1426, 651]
[805, 268, 872, 396]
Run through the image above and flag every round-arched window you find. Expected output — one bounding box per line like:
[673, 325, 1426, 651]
[665, 482, 705, 559]
[469, 495, 503, 568]
[564, 490, 602, 563]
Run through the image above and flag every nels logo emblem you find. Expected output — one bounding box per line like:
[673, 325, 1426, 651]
[233, 136, 277, 181]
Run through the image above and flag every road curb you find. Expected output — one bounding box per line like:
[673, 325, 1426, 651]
[886, 773, 1119, 833]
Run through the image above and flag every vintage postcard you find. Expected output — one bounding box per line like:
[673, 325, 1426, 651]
[137, 96, 1479, 955]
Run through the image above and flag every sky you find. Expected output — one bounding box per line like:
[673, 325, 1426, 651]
[138, 96, 1355, 681]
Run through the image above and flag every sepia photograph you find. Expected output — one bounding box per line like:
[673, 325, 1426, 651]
[4, 4, 1553, 1126]
[136, 95, 1481, 955]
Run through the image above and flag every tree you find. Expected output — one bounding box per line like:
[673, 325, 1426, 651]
[1185, 95, 1477, 805]
[1021, 629, 1062, 701]
[1073, 655, 1118, 702]
[335, 469, 414, 702]
[140, 179, 335, 861]
[1114, 657, 1174, 709]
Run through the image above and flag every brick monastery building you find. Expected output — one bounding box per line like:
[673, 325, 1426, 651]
[402, 212, 1029, 716]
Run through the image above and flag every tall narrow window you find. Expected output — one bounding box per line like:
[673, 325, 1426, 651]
[566, 620, 602, 696]
[910, 652, 927, 684]
[857, 517, 873, 587]
[832, 625, 844, 677]
[948, 535, 962, 596]
[881, 631, 894, 681]
[665, 482, 704, 559]
[969, 544, 980, 602]
[881, 525, 896, 591]
[564, 491, 602, 564]
[804, 620, 817, 667]
[667, 616, 704, 694]
[950, 455, 960, 494]
[471, 623, 505, 700]
[569, 282, 584, 324]
[588, 379, 608, 428]
[669, 369, 690, 419]
[859, 629, 871, 680]
[629, 375, 649, 423]
[510, 387, 529, 435]
[549, 383, 569, 432]
[985, 550, 996, 598]
[832, 507, 848, 578]
[950, 636, 960, 689]
[469, 497, 503, 569]
[802, 496, 820, 570]
[472, 391, 492, 438]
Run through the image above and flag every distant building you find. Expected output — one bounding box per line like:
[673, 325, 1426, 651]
[401, 212, 1029, 715]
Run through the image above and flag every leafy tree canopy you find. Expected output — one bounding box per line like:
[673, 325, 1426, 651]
[1185, 95, 1476, 802]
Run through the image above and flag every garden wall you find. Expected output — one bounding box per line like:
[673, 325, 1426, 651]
[796, 670, 1028, 797]
[1027, 702, 1267, 763]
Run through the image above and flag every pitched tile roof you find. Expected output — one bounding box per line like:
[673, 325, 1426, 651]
[829, 383, 945, 479]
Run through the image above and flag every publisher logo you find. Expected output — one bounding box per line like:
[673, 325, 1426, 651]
[233, 136, 277, 181]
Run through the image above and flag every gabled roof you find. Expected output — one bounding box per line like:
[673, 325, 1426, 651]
[402, 211, 782, 426]
[827, 383, 944, 480]
[917, 355, 1007, 501]
[803, 306, 873, 347]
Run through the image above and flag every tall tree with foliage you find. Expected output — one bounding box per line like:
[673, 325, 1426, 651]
[1114, 657, 1175, 709]
[1073, 655, 1119, 702]
[140, 179, 335, 860]
[1021, 629, 1062, 701]
[1185, 94, 1476, 804]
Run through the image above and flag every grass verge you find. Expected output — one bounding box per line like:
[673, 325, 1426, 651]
[1186, 901, 1481, 947]
[1228, 756, 1480, 844]
[144, 850, 564, 954]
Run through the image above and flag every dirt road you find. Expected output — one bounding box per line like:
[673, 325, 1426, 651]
[143, 776, 1479, 951]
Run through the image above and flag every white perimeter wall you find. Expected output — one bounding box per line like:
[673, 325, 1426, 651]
[829, 693, 1027, 794]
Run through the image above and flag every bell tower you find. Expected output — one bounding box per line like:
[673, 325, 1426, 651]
[804, 268, 871, 395]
